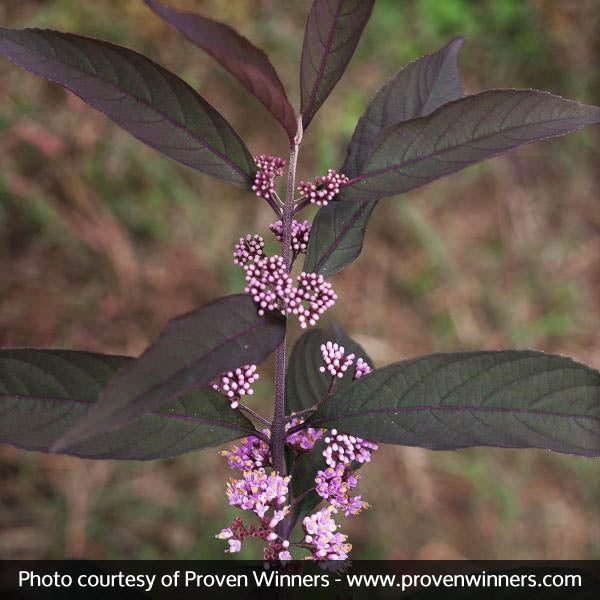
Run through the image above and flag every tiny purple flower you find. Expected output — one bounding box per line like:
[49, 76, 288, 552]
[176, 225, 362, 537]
[286, 417, 324, 452]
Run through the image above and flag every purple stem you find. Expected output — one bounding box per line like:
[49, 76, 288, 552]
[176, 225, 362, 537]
[271, 115, 303, 539]
[270, 115, 304, 477]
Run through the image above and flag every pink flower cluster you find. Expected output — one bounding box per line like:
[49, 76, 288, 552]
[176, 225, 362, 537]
[319, 341, 355, 378]
[219, 468, 291, 555]
[252, 154, 286, 200]
[319, 340, 373, 380]
[315, 463, 367, 516]
[210, 364, 259, 409]
[233, 234, 264, 267]
[290, 273, 338, 329]
[354, 357, 372, 379]
[269, 219, 311, 254]
[323, 429, 378, 469]
[244, 254, 289, 317]
[286, 417, 324, 452]
[221, 435, 270, 471]
[315, 420, 378, 516]
[298, 169, 350, 206]
[235, 233, 337, 327]
[302, 505, 351, 560]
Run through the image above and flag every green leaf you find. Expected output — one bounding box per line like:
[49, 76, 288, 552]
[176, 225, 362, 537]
[0, 28, 255, 188]
[54, 294, 284, 452]
[286, 323, 373, 413]
[0, 349, 255, 460]
[300, 0, 374, 130]
[306, 89, 600, 276]
[310, 350, 600, 456]
[342, 37, 465, 178]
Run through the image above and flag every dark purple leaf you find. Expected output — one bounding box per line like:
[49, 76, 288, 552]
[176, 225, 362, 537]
[310, 351, 600, 456]
[303, 196, 377, 276]
[342, 37, 465, 178]
[0, 28, 255, 188]
[300, 0, 374, 130]
[0, 349, 255, 460]
[54, 294, 284, 451]
[288, 438, 327, 530]
[286, 323, 373, 413]
[145, 0, 297, 142]
[305, 89, 600, 276]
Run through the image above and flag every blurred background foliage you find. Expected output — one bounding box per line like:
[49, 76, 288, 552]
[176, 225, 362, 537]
[1, 0, 599, 559]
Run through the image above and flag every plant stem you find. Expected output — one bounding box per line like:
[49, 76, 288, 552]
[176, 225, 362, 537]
[271, 116, 303, 538]
[271, 116, 303, 474]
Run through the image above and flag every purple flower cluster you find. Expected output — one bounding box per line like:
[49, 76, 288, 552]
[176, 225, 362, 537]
[315, 463, 367, 516]
[298, 169, 350, 207]
[302, 505, 351, 560]
[286, 417, 324, 452]
[214, 337, 378, 561]
[269, 219, 311, 254]
[210, 364, 259, 409]
[219, 468, 291, 554]
[221, 435, 270, 471]
[252, 154, 286, 200]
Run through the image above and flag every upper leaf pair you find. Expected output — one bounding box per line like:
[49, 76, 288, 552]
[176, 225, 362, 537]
[305, 39, 600, 276]
[0, 1, 373, 189]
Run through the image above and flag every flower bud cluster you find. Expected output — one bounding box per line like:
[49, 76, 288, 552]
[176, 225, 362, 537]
[302, 505, 351, 560]
[288, 273, 338, 329]
[298, 169, 350, 206]
[323, 429, 378, 469]
[244, 254, 290, 317]
[269, 219, 311, 254]
[237, 241, 337, 327]
[319, 341, 355, 378]
[233, 234, 265, 267]
[252, 154, 286, 199]
[286, 417, 324, 452]
[210, 364, 259, 409]
[354, 357, 372, 379]
[319, 340, 373, 381]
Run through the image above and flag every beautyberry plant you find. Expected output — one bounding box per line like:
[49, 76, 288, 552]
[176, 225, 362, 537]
[1, 0, 599, 561]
